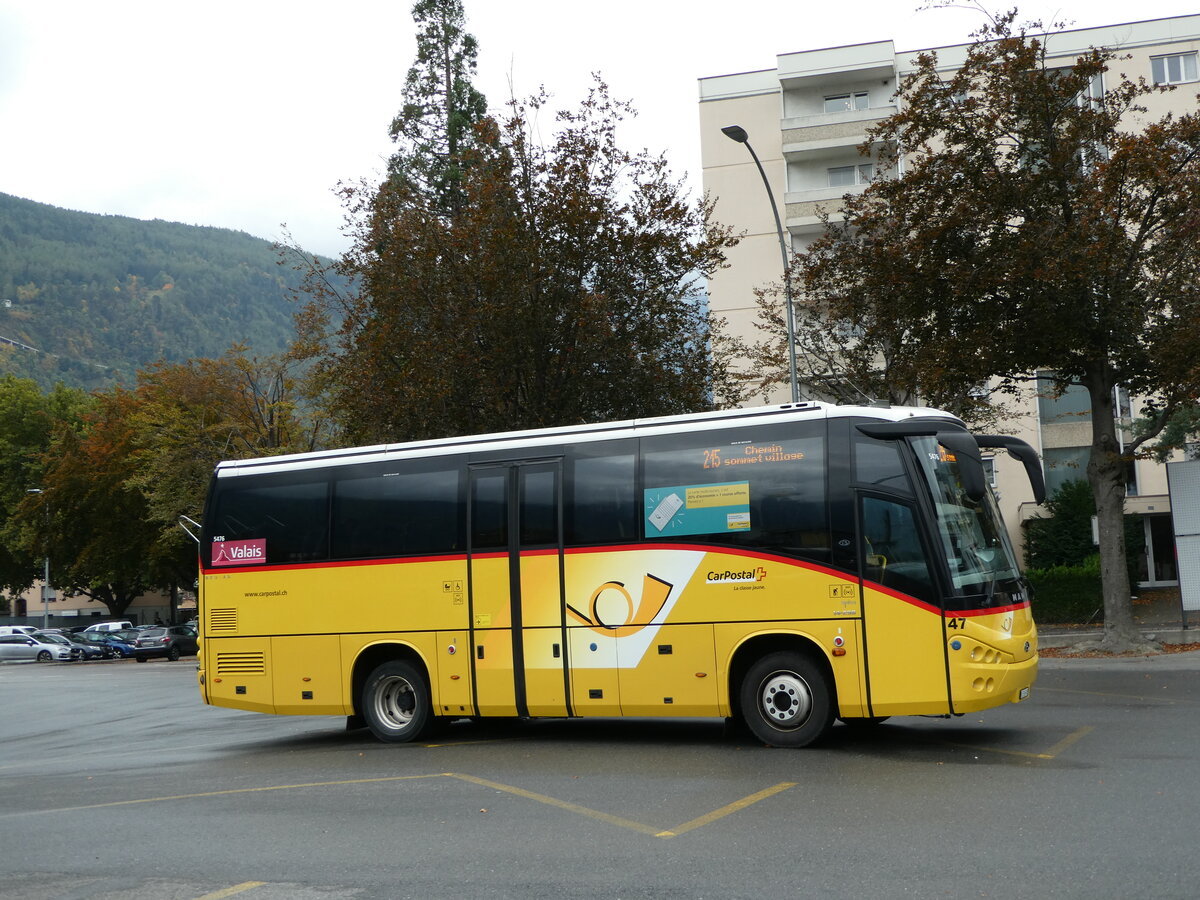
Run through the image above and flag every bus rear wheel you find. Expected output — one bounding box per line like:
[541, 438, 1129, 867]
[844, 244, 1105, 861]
[740, 651, 833, 748]
[362, 660, 432, 743]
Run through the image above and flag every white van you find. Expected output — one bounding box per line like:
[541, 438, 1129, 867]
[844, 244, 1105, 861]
[83, 621, 134, 632]
[0, 625, 39, 636]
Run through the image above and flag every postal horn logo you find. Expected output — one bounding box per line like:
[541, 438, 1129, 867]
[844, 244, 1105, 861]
[567, 574, 674, 638]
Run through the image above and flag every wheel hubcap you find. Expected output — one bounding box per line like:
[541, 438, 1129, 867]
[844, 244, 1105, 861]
[759, 671, 812, 729]
[373, 675, 417, 729]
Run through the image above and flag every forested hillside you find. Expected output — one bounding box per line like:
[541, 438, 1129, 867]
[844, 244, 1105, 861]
[0, 193, 337, 391]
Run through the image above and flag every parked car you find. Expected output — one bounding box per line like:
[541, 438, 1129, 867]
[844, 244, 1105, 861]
[83, 620, 134, 633]
[33, 631, 106, 660]
[57, 631, 123, 659]
[0, 633, 74, 662]
[75, 631, 135, 658]
[0, 625, 40, 636]
[132, 626, 199, 662]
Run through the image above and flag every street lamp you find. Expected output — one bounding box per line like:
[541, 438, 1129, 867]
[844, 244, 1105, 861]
[26, 488, 51, 629]
[721, 124, 800, 403]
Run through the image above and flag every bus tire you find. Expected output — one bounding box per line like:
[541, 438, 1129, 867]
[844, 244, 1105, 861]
[362, 660, 432, 743]
[740, 651, 833, 748]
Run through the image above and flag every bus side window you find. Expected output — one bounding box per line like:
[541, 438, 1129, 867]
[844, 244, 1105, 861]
[213, 476, 330, 564]
[331, 465, 463, 559]
[641, 423, 828, 560]
[860, 496, 935, 605]
[853, 435, 913, 494]
[566, 443, 637, 546]
[471, 471, 508, 551]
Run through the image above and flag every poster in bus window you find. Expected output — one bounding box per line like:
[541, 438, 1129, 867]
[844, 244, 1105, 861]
[644, 481, 750, 537]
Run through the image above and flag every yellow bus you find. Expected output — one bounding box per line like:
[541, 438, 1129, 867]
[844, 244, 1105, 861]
[194, 403, 1045, 748]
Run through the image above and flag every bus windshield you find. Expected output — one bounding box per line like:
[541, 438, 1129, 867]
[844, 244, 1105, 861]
[912, 436, 1022, 604]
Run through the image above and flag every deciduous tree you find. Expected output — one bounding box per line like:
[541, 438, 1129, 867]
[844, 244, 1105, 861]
[6, 350, 324, 619]
[298, 81, 745, 444]
[123, 347, 329, 533]
[0, 376, 88, 596]
[770, 9, 1200, 650]
[22, 390, 171, 618]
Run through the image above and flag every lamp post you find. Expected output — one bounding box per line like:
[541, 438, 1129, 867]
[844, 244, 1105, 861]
[721, 124, 800, 403]
[26, 488, 51, 629]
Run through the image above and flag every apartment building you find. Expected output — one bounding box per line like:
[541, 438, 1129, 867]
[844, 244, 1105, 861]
[698, 14, 1200, 583]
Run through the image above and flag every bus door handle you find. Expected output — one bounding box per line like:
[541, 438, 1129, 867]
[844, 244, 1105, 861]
[553, 643, 560, 658]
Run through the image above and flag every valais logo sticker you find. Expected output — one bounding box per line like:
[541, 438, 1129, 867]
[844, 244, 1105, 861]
[212, 539, 266, 566]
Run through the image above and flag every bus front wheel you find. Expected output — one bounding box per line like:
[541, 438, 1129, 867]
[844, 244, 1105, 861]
[362, 660, 432, 743]
[740, 651, 833, 748]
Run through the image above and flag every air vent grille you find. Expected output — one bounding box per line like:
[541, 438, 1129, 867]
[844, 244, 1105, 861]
[215, 651, 265, 675]
[209, 608, 237, 633]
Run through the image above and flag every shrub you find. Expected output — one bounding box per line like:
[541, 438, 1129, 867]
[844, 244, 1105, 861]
[1027, 555, 1103, 625]
[1023, 479, 1144, 595]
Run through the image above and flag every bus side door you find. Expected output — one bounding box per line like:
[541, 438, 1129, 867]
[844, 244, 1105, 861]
[468, 461, 570, 719]
[516, 462, 571, 717]
[469, 467, 518, 716]
[857, 492, 952, 716]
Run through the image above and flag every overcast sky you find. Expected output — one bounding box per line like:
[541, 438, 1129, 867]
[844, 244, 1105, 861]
[1, 0, 1196, 257]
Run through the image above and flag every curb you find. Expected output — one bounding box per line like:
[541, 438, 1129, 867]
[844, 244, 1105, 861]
[1038, 625, 1195, 649]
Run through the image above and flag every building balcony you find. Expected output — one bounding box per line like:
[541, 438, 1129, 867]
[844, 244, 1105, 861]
[781, 108, 896, 161]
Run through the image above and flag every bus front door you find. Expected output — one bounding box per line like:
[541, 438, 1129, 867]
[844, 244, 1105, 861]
[857, 492, 952, 717]
[468, 461, 570, 719]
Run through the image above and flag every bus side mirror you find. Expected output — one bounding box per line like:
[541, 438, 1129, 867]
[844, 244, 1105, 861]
[976, 435, 1046, 504]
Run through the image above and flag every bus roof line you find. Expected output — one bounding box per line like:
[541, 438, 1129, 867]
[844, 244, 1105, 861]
[214, 402, 953, 476]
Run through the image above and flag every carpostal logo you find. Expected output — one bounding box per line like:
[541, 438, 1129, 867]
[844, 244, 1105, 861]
[706, 566, 767, 585]
[212, 538, 266, 566]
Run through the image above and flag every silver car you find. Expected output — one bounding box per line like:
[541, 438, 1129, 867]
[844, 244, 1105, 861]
[35, 631, 108, 660]
[0, 633, 74, 662]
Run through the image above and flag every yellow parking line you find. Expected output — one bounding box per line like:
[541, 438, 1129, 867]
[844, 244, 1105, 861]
[193, 883, 266, 900]
[656, 782, 797, 838]
[1039, 725, 1095, 759]
[8, 774, 445, 816]
[920, 724, 1095, 760]
[924, 738, 1055, 760]
[1038, 686, 1183, 705]
[12, 770, 799, 841]
[448, 772, 661, 836]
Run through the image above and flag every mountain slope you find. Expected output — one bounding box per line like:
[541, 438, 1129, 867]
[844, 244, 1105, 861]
[0, 192, 338, 390]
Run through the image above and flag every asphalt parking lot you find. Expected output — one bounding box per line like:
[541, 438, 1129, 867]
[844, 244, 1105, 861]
[2, 653, 1199, 899]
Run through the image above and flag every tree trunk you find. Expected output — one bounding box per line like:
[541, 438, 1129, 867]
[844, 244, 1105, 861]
[1085, 375, 1152, 651]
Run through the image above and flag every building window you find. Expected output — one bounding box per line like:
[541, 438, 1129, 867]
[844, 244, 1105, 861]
[981, 456, 997, 488]
[1036, 373, 1092, 424]
[824, 92, 869, 113]
[827, 164, 873, 187]
[1151, 52, 1198, 85]
[1042, 447, 1090, 498]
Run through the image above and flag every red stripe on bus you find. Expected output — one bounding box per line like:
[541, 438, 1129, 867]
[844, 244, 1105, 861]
[199, 544, 1029, 618]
